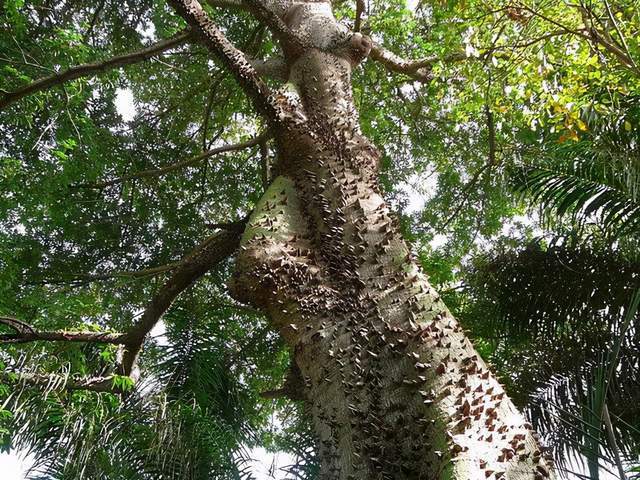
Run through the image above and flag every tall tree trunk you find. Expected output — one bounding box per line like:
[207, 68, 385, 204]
[228, 2, 555, 479]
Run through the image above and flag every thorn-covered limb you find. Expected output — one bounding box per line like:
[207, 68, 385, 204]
[337, 32, 372, 66]
[0, 30, 193, 112]
[243, 0, 307, 56]
[167, 0, 285, 123]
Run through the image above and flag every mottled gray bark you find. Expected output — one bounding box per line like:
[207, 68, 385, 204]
[181, 1, 556, 478]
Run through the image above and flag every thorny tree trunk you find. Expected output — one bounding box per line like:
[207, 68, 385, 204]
[224, 2, 556, 479]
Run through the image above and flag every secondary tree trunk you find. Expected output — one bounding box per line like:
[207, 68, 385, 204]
[228, 2, 555, 479]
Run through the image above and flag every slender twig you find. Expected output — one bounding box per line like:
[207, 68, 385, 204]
[441, 104, 497, 229]
[31, 262, 180, 286]
[201, 73, 226, 150]
[0, 30, 193, 111]
[603, 0, 628, 52]
[81, 133, 269, 188]
[354, 0, 365, 32]
[83, 0, 107, 42]
[517, 3, 639, 75]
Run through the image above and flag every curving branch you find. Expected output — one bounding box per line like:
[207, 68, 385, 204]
[2, 221, 245, 382]
[83, 132, 269, 189]
[0, 30, 193, 111]
[167, 0, 284, 122]
[118, 223, 245, 375]
[369, 32, 574, 82]
[369, 44, 467, 81]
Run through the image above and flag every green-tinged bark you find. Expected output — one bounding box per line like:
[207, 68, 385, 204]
[224, 2, 556, 478]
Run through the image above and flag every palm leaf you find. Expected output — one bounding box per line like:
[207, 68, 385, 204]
[459, 241, 640, 477]
[512, 159, 640, 239]
[526, 290, 640, 479]
[511, 110, 640, 240]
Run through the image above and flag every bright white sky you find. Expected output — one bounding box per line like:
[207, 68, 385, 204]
[0, 453, 31, 479]
[0, 449, 294, 480]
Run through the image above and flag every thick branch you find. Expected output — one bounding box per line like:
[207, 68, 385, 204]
[206, 217, 250, 230]
[0, 316, 126, 345]
[206, 0, 247, 8]
[242, 0, 307, 55]
[118, 224, 245, 374]
[84, 133, 268, 188]
[251, 56, 288, 81]
[0, 30, 193, 111]
[260, 361, 305, 401]
[167, 0, 283, 122]
[370, 30, 575, 82]
[354, 0, 365, 32]
[2, 223, 244, 390]
[369, 44, 466, 81]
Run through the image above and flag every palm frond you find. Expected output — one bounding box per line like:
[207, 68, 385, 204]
[3, 380, 258, 480]
[459, 241, 640, 476]
[511, 109, 640, 240]
[512, 156, 640, 239]
[518, 289, 640, 478]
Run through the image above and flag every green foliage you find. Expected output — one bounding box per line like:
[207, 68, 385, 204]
[1, 0, 640, 478]
[511, 99, 640, 240]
